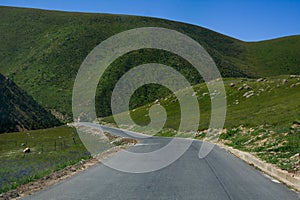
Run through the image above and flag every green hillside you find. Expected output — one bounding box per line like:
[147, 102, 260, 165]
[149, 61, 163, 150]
[246, 35, 300, 76]
[102, 75, 300, 131]
[0, 6, 299, 119]
[0, 73, 61, 133]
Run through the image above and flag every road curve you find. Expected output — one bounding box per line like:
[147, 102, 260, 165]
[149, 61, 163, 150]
[23, 124, 299, 200]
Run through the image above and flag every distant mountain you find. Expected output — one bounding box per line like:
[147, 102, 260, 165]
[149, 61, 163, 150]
[245, 35, 300, 76]
[0, 73, 61, 133]
[0, 6, 299, 118]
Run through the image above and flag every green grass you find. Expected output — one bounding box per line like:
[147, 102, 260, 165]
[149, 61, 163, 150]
[1, 6, 299, 119]
[103, 75, 300, 131]
[0, 6, 246, 118]
[246, 35, 300, 77]
[220, 125, 300, 172]
[0, 126, 91, 193]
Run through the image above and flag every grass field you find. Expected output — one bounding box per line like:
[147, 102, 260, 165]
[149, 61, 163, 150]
[0, 126, 91, 193]
[103, 75, 300, 131]
[246, 35, 300, 77]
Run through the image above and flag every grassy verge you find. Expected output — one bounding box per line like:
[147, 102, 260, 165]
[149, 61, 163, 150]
[0, 126, 90, 193]
[219, 123, 300, 172]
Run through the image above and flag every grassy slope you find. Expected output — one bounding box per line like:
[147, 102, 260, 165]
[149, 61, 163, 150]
[1, 6, 299, 118]
[219, 125, 300, 172]
[0, 6, 246, 118]
[246, 35, 300, 76]
[0, 126, 90, 193]
[0, 73, 61, 133]
[103, 75, 300, 131]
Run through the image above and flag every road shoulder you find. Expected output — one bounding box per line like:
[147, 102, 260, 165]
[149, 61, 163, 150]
[217, 143, 300, 192]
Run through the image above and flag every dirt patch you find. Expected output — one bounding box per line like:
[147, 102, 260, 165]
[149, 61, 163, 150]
[103, 132, 119, 140]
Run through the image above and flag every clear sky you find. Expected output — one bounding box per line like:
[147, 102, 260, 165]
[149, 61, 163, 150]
[0, 0, 299, 41]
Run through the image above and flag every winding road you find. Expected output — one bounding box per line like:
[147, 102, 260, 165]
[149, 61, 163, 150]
[23, 123, 299, 200]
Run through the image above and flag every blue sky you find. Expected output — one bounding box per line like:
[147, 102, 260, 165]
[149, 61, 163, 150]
[0, 0, 299, 41]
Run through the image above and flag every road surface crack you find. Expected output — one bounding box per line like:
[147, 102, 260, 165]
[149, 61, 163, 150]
[204, 157, 233, 200]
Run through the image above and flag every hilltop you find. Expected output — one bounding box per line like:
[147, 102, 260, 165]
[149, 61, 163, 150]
[0, 6, 299, 118]
[0, 73, 61, 133]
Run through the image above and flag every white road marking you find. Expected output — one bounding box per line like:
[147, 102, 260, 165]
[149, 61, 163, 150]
[135, 143, 160, 146]
[263, 174, 281, 183]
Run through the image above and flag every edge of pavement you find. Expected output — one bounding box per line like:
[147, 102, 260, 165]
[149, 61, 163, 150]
[216, 142, 300, 193]
[98, 123, 300, 192]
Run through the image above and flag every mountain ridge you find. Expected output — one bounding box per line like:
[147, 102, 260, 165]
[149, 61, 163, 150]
[0, 6, 299, 118]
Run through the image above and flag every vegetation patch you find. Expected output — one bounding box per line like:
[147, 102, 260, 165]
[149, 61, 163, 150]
[1, 7, 299, 119]
[104, 76, 300, 130]
[0, 126, 90, 194]
[219, 123, 300, 173]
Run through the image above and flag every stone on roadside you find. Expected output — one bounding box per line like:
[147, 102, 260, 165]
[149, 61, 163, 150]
[23, 147, 30, 153]
[70, 167, 76, 172]
[257, 78, 264, 82]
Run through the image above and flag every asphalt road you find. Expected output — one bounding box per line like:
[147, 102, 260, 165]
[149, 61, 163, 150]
[23, 123, 299, 200]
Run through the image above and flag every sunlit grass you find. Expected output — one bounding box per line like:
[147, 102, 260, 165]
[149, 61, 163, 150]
[0, 126, 90, 193]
